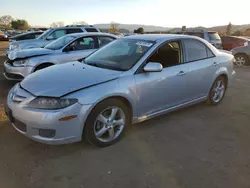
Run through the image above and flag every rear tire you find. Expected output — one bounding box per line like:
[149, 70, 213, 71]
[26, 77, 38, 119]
[207, 76, 227, 105]
[84, 98, 130, 147]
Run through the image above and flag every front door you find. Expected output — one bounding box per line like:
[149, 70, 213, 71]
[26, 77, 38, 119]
[134, 40, 188, 117]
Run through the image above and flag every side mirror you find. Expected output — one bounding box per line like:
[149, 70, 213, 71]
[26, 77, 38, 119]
[143, 62, 163, 72]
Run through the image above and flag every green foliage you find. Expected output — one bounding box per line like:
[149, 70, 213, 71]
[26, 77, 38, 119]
[181, 26, 186, 31]
[134, 27, 144, 34]
[11, 19, 29, 30]
[226, 22, 232, 35]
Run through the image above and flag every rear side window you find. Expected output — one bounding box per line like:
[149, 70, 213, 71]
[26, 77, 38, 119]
[208, 32, 220, 40]
[98, 36, 115, 47]
[66, 28, 83, 34]
[183, 39, 214, 62]
[85, 28, 98, 32]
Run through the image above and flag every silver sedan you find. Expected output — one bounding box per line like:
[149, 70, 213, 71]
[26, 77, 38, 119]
[3, 33, 117, 80]
[5, 34, 236, 147]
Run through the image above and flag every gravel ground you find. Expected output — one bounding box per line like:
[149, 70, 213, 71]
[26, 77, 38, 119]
[0, 41, 250, 188]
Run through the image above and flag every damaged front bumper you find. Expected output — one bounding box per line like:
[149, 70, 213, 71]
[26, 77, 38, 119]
[3, 60, 34, 81]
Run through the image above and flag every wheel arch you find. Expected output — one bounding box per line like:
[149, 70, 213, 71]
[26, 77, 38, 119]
[33, 62, 55, 72]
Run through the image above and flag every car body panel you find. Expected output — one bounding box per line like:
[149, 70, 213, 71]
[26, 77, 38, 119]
[6, 34, 235, 145]
[231, 45, 250, 59]
[20, 62, 122, 97]
[8, 48, 54, 60]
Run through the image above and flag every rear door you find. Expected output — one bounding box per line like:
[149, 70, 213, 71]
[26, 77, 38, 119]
[181, 39, 217, 100]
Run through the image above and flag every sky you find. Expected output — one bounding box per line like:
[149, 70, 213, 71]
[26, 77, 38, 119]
[1, 0, 250, 28]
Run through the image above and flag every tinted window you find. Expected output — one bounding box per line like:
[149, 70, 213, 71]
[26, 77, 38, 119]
[66, 28, 83, 34]
[184, 39, 211, 62]
[34, 33, 42, 38]
[19, 33, 35, 40]
[69, 36, 96, 51]
[208, 32, 220, 40]
[85, 28, 98, 32]
[98, 36, 115, 47]
[187, 32, 204, 39]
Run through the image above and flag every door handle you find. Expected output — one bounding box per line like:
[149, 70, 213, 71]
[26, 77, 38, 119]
[212, 62, 219, 67]
[177, 70, 187, 76]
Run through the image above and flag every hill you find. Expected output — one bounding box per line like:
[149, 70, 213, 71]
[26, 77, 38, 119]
[94, 23, 170, 32]
[94, 23, 250, 33]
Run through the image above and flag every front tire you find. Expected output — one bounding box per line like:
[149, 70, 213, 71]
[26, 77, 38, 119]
[234, 54, 249, 67]
[84, 98, 130, 147]
[207, 76, 227, 105]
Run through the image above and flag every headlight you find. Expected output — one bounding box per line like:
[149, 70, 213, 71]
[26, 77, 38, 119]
[28, 97, 78, 109]
[10, 44, 19, 50]
[13, 59, 29, 67]
[244, 41, 249, 46]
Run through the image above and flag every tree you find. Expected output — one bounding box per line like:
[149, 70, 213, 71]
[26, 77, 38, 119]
[109, 22, 119, 33]
[226, 22, 232, 36]
[232, 30, 243, 36]
[50, 21, 64, 28]
[181, 25, 186, 31]
[0, 15, 13, 29]
[134, 27, 144, 34]
[11, 19, 29, 30]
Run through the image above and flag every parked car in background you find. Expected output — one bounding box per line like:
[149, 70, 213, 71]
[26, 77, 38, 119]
[7, 25, 101, 55]
[172, 30, 222, 49]
[5, 34, 235, 147]
[3, 33, 117, 80]
[9, 31, 43, 42]
[221, 36, 250, 51]
[0, 31, 8, 41]
[231, 44, 250, 66]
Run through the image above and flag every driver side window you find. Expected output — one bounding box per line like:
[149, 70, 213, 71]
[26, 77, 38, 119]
[147, 41, 182, 68]
[68, 36, 96, 51]
[47, 30, 66, 40]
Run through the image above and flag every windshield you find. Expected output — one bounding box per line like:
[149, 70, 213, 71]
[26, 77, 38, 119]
[84, 38, 154, 71]
[37, 29, 52, 39]
[44, 35, 76, 50]
[208, 32, 221, 41]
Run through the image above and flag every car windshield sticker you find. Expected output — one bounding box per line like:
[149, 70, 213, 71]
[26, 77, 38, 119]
[136, 41, 153, 47]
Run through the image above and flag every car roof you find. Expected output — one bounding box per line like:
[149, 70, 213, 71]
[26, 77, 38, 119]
[123, 34, 203, 42]
[66, 32, 118, 38]
[50, 26, 99, 30]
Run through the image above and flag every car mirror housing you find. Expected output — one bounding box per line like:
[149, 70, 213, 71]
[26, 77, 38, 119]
[143, 62, 163, 72]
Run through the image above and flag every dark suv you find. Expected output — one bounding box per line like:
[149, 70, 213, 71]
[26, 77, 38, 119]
[172, 30, 222, 49]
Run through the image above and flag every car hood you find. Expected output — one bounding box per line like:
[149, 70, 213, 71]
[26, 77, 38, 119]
[218, 49, 232, 55]
[8, 48, 54, 60]
[20, 62, 122, 97]
[11, 39, 49, 49]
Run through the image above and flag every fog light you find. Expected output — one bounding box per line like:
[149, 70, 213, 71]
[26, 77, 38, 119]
[39, 129, 56, 138]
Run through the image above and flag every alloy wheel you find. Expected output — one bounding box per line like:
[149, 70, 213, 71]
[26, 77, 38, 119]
[235, 56, 246, 67]
[212, 79, 225, 103]
[94, 107, 126, 143]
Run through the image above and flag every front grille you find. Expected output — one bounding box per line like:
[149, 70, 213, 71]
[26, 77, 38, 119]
[4, 72, 24, 80]
[13, 118, 27, 132]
